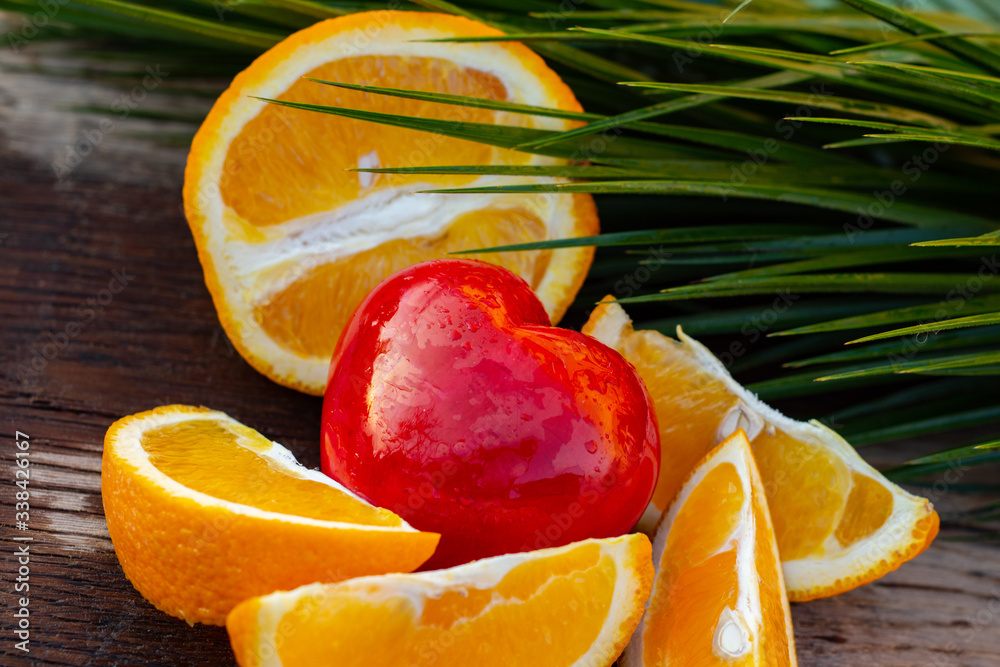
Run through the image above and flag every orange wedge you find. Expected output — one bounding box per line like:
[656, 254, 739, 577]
[226, 534, 652, 667]
[621, 430, 797, 667]
[584, 298, 938, 601]
[102, 405, 439, 625]
[183, 11, 598, 395]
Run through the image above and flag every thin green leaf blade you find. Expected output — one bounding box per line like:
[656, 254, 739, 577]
[887, 438, 1000, 480]
[773, 295, 1000, 336]
[838, 0, 1000, 75]
[849, 312, 1000, 343]
[418, 181, 998, 230]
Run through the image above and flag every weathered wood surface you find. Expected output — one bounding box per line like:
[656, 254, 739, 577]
[2, 27, 999, 667]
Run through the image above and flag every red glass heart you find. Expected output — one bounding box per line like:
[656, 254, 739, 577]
[321, 259, 659, 569]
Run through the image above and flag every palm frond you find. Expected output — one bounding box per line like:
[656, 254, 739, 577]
[4, 0, 999, 489]
[887, 438, 1000, 480]
[773, 296, 1000, 336]
[848, 313, 1000, 342]
[838, 0, 1000, 75]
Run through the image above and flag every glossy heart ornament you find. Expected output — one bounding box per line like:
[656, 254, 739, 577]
[321, 259, 660, 569]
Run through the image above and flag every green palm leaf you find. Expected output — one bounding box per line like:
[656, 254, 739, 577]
[621, 81, 957, 128]
[887, 438, 1000, 480]
[419, 181, 997, 229]
[773, 295, 1000, 335]
[817, 350, 1000, 379]
[848, 313, 1000, 342]
[915, 231, 1000, 246]
[787, 328, 999, 371]
[5, 0, 999, 488]
[838, 0, 1000, 75]
[617, 273, 1000, 303]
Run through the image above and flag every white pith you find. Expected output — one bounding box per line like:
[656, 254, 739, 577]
[190, 21, 589, 392]
[109, 406, 419, 533]
[620, 434, 796, 666]
[587, 300, 936, 597]
[246, 535, 645, 667]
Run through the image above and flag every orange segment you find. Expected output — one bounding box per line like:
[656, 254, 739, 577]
[753, 486, 793, 667]
[661, 463, 745, 573]
[226, 535, 653, 667]
[583, 297, 938, 601]
[101, 405, 439, 625]
[834, 472, 895, 545]
[184, 11, 599, 395]
[750, 428, 850, 561]
[621, 430, 797, 667]
[141, 420, 399, 526]
[223, 55, 518, 225]
[254, 206, 551, 358]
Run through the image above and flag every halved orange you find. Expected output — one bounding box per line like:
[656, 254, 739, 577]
[584, 298, 938, 601]
[621, 430, 797, 667]
[183, 11, 598, 394]
[226, 534, 652, 667]
[101, 405, 439, 625]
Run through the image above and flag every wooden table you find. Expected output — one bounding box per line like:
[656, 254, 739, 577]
[2, 29, 999, 667]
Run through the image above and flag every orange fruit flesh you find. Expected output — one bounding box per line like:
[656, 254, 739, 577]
[142, 421, 400, 527]
[835, 472, 894, 545]
[625, 336, 892, 558]
[639, 449, 793, 667]
[754, 489, 792, 667]
[221, 54, 554, 360]
[222, 55, 529, 225]
[185, 13, 600, 395]
[255, 207, 552, 358]
[642, 464, 746, 666]
[269, 542, 616, 665]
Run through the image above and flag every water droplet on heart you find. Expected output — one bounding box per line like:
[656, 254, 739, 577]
[450, 329, 462, 341]
[584, 440, 598, 454]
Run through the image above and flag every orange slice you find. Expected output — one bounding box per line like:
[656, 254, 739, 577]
[226, 534, 653, 667]
[621, 430, 797, 667]
[101, 405, 439, 625]
[584, 298, 938, 601]
[183, 11, 598, 395]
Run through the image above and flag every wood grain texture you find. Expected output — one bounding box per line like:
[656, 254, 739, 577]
[1, 26, 999, 667]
